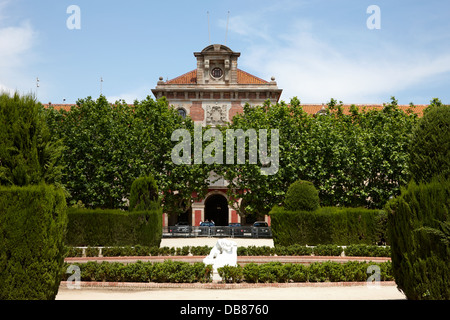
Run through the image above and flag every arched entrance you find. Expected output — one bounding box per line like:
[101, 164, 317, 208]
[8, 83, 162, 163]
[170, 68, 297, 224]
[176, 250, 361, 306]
[204, 194, 228, 226]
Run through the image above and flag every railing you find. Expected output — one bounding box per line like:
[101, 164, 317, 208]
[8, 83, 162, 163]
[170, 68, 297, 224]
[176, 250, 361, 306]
[163, 226, 272, 238]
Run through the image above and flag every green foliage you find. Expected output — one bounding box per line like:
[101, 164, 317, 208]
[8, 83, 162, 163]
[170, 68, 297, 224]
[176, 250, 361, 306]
[273, 244, 313, 256]
[44, 95, 211, 212]
[217, 264, 244, 283]
[129, 175, 159, 211]
[284, 180, 319, 211]
[0, 184, 67, 300]
[219, 261, 393, 284]
[386, 178, 449, 300]
[63, 260, 212, 283]
[0, 92, 64, 187]
[64, 260, 393, 284]
[65, 207, 162, 247]
[408, 100, 450, 184]
[66, 244, 390, 258]
[221, 97, 418, 215]
[313, 245, 343, 256]
[344, 244, 391, 257]
[270, 206, 387, 246]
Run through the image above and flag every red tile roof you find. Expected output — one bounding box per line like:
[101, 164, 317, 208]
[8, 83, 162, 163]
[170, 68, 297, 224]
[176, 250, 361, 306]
[237, 69, 269, 84]
[44, 104, 73, 112]
[165, 69, 269, 85]
[166, 69, 198, 85]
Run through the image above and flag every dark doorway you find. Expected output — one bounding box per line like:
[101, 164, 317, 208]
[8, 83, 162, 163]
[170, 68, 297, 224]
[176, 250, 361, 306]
[204, 194, 228, 226]
[168, 207, 192, 226]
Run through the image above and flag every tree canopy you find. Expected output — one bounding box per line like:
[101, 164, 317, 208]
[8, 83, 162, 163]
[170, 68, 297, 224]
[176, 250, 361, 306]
[44, 95, 212, 213]
[43, 94, 422, 216]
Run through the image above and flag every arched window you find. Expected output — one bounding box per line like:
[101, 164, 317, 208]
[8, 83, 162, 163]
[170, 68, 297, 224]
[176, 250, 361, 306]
[177, 108, 187, 119]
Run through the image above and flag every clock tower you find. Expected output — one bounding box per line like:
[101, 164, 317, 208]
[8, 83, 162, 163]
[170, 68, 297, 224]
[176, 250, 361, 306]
[152, 44, 282, 227]
[152, 44, 282, 127]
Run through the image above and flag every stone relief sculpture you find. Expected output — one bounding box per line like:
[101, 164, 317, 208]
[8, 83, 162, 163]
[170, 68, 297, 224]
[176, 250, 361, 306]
[206, 104, 228, 126]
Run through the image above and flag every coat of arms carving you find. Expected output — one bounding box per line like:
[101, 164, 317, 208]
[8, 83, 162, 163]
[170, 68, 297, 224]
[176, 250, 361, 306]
[206, 104, 227, 125]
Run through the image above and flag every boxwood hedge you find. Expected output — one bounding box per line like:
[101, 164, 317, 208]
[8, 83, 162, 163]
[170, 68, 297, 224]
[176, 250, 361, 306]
[0, 184, 67, 300]
[269, 206, 387, 246]
[66, 207, 162, 247]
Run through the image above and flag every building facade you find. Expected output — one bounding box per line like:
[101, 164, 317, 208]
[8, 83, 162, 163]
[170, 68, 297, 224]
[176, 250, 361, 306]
[152, 44, 283, 227]
[45, 44, 428, 229]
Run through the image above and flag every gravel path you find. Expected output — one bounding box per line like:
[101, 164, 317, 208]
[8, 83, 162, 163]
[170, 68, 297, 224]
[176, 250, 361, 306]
[56, 284, 405, 300]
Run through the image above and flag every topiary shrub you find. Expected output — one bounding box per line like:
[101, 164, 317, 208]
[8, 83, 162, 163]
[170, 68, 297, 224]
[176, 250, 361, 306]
[0, 184, 67, 300]
[408, 101, 450, 184]
[283, 180, 319, 211]
[386, 178, 449, 300]
[129, 175, 159, 211]
[270, 206, 386, 246]
[66, 207, 162, 247]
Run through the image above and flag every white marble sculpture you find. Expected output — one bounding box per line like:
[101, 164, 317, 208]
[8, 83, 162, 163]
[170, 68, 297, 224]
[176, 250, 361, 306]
[203, 239, 238, 280]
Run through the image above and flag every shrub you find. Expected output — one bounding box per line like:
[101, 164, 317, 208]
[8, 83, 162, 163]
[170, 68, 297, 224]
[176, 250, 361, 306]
[344, 244, 391, 257]
[129, 175, 159, 211]
[274, 244, 313, 256]
[386, 178, 449, 300]
[408, 101, 450, 184]
[63, 260, 393, 284]
[190, 246, 212, 256]
[270, 206, 387, 246]
[288, 264, 309, 282]
[0, 92, 64, 187]
[0, 184, 67, 300]
[242, 263, 260, 283]
[66, 207, 162, 247]
[217, 265, 244, 283]
[284, 180, 320, 211]
[313, 245, 343, 256]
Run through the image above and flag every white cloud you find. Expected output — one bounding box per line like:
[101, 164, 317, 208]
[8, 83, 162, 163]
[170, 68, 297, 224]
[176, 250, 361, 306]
[0, 18, 37, 93]
[229, 14, 450, 104]
[106, 85, 152, 104]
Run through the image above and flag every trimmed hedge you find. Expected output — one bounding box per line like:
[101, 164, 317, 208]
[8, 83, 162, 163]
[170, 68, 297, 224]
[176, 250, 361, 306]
[219, 261, 393, 283]
[61, 260, 392, 284]
[386, 178, 449, 300]
[0, 184, 67, 300]
[66, 244, 391, 258]
[269, 206, 387, 246]
[344, 244, 391, 257]
[66, 207, 162, 247]
[62, 260, 213, 283]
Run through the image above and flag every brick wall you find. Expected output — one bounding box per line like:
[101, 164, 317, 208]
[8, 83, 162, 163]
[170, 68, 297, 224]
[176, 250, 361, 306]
[190, 101, 204, 121]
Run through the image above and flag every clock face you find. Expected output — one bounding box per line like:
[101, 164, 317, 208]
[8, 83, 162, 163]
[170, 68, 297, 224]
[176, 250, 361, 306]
[211, 68, 223, 79]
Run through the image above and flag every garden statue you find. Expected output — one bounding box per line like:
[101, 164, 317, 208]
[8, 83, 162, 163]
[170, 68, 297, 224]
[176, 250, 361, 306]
[203, 239, 238, 280]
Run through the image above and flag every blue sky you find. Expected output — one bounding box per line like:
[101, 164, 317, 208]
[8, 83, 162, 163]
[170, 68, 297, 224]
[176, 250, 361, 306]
[1, 0, 449, 105]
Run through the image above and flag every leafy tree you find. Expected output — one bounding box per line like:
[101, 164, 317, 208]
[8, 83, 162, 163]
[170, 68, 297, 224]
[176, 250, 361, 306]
[220, 96, 418, 216]
[0, 92, 64, 186]
[44, 95, 211, 213]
